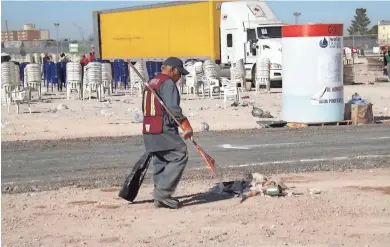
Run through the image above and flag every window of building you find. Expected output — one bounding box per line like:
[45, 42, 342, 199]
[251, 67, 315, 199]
[227, 34, 233, 48]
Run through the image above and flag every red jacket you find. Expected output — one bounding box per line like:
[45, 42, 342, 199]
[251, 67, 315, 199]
[80, 57, 89, 65]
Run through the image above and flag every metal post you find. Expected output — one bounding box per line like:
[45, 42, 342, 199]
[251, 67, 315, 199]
[293, 12, 301, 24]
[54, 23, 59, 55]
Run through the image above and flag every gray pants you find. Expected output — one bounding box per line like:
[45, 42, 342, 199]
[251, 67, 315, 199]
[387, 64, 390, 80]
[152, 146, 189, 199]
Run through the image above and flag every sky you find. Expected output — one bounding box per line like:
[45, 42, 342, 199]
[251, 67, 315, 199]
[1, 1, 389, 40]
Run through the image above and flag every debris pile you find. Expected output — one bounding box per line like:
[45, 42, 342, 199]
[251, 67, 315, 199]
[251, 106, 274, 118]
[210, 173, 289, 203]
[347, 93, 370, 105]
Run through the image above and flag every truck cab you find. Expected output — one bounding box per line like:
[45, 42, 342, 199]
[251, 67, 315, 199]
[220, 1, 283, 85]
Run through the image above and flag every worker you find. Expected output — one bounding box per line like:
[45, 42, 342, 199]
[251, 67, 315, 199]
[88, 52, 95, 62]
[42, 52, 50, 63]
[80, 54, 89, 65]
[59, 53, 68, 62]
[383, 45, 390, 78]
[142, 57, 191, 209]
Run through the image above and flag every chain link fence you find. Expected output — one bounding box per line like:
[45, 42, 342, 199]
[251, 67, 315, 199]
[2, 35, 388, 58]
[1, 40, 95, 58]
[344, 34, 389, 54]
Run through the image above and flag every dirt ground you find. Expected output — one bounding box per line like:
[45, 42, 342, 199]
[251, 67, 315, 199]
[2, 168, 390, 247]
[2, 83, 390, 141]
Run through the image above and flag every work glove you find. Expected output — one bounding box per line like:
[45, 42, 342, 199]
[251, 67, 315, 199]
[181, 118, 193, 140]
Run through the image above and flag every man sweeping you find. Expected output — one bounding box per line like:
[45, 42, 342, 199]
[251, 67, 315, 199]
[142, 57, 192, 209]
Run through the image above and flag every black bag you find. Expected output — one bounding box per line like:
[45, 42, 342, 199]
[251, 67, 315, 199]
[118, 152, 153, 202]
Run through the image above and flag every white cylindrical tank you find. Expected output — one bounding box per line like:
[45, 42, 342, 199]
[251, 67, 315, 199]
[282, 24, 344, 123]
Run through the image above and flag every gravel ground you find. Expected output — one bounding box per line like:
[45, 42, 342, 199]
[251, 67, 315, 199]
[2, 168, 390, 247]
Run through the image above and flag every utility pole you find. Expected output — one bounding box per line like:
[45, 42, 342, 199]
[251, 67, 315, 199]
[293, 12, 301, 25]
[5, 20, 10, 41]
[73, 23, 84, 41]
[54, 23, 59, 55]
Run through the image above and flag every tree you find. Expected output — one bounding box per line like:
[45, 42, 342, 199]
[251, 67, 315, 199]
[368, 25, 378, 35]
[347, 8, 371, 35]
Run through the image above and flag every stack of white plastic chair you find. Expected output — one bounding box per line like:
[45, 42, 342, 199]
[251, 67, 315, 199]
[129, 62, 147, 96]
[25, 54, 34, 63]
[25, 63, 42, 99]
[255, 56, 270, 92]
[220, 76, 239, 108]
[14, 63, 21, 88]
[33, 53, 41, 64]
[1, 62, 17, 104]
[66, 62, 82, 100]
[183, 63, 200, 97]
[183, 61, 203, 96]
[194, 61, 204, 82]
[229, 59, 245, 92]
[182, 61, 195, 94]
[9, 63, 31, 114]
[202, 60, 220, 98]
[218, 59, 244, 107]
[85, 62, 103, 101]
[101, 63, 113, 95]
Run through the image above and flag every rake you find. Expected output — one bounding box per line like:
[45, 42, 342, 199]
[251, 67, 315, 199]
[128, 61, 223, 179]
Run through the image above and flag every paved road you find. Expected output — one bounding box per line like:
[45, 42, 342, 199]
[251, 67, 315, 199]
[2, 124, 390, 193]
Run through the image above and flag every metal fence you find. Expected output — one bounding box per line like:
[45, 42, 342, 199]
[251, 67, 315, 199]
[2, 34, 388, 58]
[1, 40, 95, 56]
[344, 34, 389, 54]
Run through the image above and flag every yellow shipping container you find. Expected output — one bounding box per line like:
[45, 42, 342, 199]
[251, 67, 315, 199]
[95, 1, 225, 61]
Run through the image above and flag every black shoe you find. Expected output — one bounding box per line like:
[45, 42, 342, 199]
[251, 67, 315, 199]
[153, 196, 180, 209]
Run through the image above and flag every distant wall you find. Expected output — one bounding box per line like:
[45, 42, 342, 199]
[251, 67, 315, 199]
[1, 40, 95, 56]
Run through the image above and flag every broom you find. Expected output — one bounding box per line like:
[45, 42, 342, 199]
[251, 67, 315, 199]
[128, 61, 222, 178]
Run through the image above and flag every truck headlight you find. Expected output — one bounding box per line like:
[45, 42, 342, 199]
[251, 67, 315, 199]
[270, 63, 282, 69]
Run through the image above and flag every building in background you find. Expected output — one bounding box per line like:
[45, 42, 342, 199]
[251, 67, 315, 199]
[23, 23, 36, 30]
[40, 30, 50, 40]
[1, 31, 18, 41]
[1, 23, 50, 41]
[378, 20, 390, 45]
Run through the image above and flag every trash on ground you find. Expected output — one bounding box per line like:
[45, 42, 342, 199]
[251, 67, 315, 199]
[209, 173, 298, 203]
[252, 106, 274, 118]
[309, 188, 321, 195]
[348, 93, 370, 105]
[131, 109, 143, 123]
[200, 122, 210, 131]
[56, 104, 68, 110]
[231, 102, 239, 107]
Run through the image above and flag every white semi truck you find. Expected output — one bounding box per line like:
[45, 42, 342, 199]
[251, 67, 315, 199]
[93, 0, 283, 86]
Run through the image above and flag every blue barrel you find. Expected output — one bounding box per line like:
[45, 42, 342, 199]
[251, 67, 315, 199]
[146, 61, 163, 79]
[121, 62, 129, 88]
[113, 59, 124, 83]
[43, 62, 51, 84]
[20, 62, 29, 85]
[48, 62, 56, 84]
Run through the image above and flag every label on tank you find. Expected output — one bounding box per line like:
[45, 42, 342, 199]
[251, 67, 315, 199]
[311, 52, 343, 105]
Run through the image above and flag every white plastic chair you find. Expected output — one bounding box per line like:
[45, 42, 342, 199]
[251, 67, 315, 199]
[201, 76, 220, 98]
[8, 87, 32, 114]
[219, 77, 239, 108]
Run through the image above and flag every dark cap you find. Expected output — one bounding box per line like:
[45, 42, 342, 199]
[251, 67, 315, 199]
[163, 57, 189, 75]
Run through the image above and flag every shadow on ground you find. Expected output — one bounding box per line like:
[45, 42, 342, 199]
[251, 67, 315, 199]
[131, 192, 234, 208]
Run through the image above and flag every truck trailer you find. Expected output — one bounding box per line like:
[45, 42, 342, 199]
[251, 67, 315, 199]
[92, 0, 283, 85]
